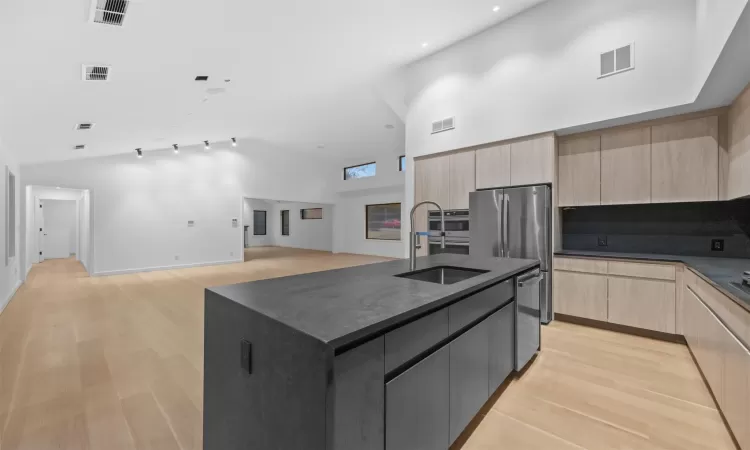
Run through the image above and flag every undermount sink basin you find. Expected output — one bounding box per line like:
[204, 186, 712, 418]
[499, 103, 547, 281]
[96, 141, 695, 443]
[396, 266, 489, 285]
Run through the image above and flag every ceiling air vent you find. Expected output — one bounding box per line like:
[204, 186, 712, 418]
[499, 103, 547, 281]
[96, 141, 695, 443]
[431, 117, 456, 134]
[82, 65, 110, 81]
[90, 0, 130, 27]
[75, 123, 95, 130]
[73, 145, 86, 150]
[599, 43, 634, 78]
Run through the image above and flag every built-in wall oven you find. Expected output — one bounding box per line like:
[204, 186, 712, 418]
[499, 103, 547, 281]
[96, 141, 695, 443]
[428, 210, 470, 255]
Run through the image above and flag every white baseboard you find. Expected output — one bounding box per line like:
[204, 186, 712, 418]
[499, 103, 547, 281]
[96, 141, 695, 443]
[93, 258, 244, 277]
[0, 279, 23, 316]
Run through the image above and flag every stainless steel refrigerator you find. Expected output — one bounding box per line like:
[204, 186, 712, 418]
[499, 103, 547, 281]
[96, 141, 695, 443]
[469, 185, 552, 324]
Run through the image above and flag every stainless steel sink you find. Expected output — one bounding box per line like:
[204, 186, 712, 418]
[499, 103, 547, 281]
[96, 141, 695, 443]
[395, 266, 489, 285]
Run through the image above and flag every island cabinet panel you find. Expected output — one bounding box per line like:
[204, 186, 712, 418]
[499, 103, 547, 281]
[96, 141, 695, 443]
[203, 291, 330, 450]
[386, 346, 450, 450]
[449, 320, 490, 444]
[488, 302, 515, 393]
[651, 116, 719, 203]
[557, 135, 601, 207]
[449, 279, 513, 334]
[607, 277, 676, 334]
[384, 308, 449, 374]
[332, 338, 385, 450]
[476, 144, 511, 189]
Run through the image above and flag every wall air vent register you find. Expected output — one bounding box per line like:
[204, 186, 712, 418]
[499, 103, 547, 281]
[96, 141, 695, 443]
[90, 0, 130, 27]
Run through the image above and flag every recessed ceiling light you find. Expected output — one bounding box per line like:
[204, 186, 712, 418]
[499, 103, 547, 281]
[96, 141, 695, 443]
[422, 42, 429, 48]
[385, 124, 395, 129]
[493, 5, 500, 12]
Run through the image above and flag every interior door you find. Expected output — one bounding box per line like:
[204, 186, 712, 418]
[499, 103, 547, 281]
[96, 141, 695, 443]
[39, 200, 76, 259]
[35, 197, 45, 262]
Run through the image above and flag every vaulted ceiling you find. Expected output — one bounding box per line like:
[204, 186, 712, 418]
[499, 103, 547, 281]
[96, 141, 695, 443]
[0, 0, 548, 164]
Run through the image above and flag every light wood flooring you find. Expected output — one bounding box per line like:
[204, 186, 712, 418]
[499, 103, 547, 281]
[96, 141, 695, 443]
[0, 247, 737, 449]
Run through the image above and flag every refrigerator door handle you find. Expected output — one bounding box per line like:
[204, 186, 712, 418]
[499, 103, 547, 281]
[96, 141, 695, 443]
[503, 193, 510, 258]
[498, 191, 505, 258]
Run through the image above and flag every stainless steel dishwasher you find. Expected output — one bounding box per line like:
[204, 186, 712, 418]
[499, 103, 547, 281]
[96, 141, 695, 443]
[515, 269, 542, 370]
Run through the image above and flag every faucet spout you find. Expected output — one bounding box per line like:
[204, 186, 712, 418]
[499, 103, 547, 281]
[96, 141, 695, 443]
[409, 201, 446, 271]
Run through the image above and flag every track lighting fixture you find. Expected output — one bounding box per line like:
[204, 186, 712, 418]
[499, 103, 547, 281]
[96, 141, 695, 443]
[136, 148, 143, 159]
[204, 140, 211, 151]
[173, 144, 179, 154]
[231, 137, 237, 147]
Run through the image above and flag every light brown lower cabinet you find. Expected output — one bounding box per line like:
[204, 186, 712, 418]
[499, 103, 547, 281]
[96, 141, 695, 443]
[607, 276, 676, 334]
[684, 285, 750, 450]
[553, 270, 608, 321]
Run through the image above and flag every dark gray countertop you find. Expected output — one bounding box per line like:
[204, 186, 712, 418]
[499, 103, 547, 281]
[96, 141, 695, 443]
[209, 254, 539, 350]
[555, 250, 750, 312]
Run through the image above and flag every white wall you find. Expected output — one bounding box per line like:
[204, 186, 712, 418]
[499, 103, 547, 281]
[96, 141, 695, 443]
[404, 0, 696, 159]
[333, 186, 406, 258]
[244, 198, 275, 247]
[0, 142, 21, 313]
[272, 202, 333, 252]
[21, 139, 338, 275]
[694, 0, 748, 93]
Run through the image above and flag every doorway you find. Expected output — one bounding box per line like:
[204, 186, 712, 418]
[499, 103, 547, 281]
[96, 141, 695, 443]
[26, 186, 93, 275]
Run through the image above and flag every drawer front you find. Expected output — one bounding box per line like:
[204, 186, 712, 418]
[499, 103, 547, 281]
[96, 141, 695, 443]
[607, 277, 676, 333]
[554, 257, 607, 274]
[488, 302, 515, 393]
[553, 270, 608, 321]
[693, 276, 750, 348]
[386, 345, 450, 450]
[385, 308, 449, 374]
[449, 280, 513, 334]
[607, 261, 676, 281]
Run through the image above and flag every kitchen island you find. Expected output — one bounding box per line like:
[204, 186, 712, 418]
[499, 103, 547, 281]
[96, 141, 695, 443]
[203, 254, 540, 450]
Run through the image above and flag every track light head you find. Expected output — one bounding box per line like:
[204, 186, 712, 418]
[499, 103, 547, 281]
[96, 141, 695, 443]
[136, 148, 143, 159]
[204, 140, 211, 151]
[173, 144, 179, 154]
[231, 137, 237, 147]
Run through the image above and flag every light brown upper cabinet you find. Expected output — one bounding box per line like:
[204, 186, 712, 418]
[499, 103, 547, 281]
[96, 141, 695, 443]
[510, 134, 555, 186]
[601, 127, 652, 205]
[449, 151, 476, 209]
[557, 135, 601, 207]
[651, 116, 719, 203]
[728, 84, 750, 200]
[475, 144, 511, 190]
[415, 155, 450, 211]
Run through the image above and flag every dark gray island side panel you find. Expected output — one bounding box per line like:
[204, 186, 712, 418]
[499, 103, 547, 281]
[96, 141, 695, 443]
[204, 289, 332, 450]
[331, 337, 385, 450]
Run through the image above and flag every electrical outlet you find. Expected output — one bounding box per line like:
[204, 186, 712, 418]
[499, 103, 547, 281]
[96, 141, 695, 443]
[597, 236, 608, 247]
[175, 255, 180, 261]
[711, 239, 724, 252]
[230, 251, 234, 257]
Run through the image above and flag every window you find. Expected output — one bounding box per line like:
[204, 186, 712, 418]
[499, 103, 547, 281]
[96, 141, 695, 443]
[300, 208, 323, 220]
[399, 155, 406, 172]
[253, 210, 267, 236]
[366, 203, 401, 241]
[281, 210, 290, 236]
[5, 168, 14, 264]
[344, 162, 376, 180]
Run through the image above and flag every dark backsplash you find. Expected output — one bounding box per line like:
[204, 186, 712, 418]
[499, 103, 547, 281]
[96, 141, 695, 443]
[562, 199, 750, 258]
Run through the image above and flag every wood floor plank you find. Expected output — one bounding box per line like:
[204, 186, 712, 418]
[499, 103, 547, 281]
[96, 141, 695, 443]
[0, 248, 737, 449]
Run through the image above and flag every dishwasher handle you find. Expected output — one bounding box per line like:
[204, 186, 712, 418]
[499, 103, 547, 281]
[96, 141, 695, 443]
[517, 270, 542, 287]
